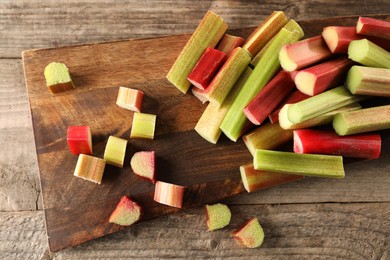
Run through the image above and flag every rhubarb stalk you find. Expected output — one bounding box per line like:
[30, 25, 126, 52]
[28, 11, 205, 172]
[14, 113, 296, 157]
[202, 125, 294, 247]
[244, 71, 295, 125]
[254, 149, 345, 179]
[346, 65, 390, 96]
[217, 34, 245, 56]
[44, 62, 75, 94]
[154, 181, 185, 208]
[348, 39, 390, 68]
[293, 129, 381, 159]
[166, 11, 228, 93]
[356, 17, 390, 40]
[205, 203, 231, 231]
[232, 218, 265, 248]
[109, 196, 142, 226]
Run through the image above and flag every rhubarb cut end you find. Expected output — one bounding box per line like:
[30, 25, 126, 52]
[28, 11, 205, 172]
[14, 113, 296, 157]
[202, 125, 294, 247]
[232, 218, 265, 248]
[356, 18, 364, 34]
[348, 39, 369, 63]
[292, 130, 304, 153]
[243, 107, 262, 125]
[294, 71, 316, 96]
[345, 66, 363, 94]
[130, 151, 156, 184]
[322, 27, 338, 53]
[44, 62, 75, 94]
[239, 165, 251, 192]
[205, 203, 232, 231]
[109, 196, 142, 226]
[279, 46, 297, 71]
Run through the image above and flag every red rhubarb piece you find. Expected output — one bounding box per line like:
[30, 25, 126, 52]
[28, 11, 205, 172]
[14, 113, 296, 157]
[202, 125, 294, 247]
[191, 87, 209, 103]
[293, 129, 381, 159]
[279, 35, 333, 71]
[244, 71, 295, 125]
[67, 126, 93, 155]
[154, 181, 185, 208]
[130, 151, 156, 184]
[232, 218, 265, 248]
[294, 57, 354, 96]
[187, 47, 227, 90]
[109, 196, 142, 226]
[268, 90, 310, 124]
[357, 17, 390, 40]
[217, 34, 245, 57]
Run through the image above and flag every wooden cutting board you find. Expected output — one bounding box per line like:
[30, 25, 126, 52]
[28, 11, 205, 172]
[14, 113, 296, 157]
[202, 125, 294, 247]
[22, 14, 389, 252]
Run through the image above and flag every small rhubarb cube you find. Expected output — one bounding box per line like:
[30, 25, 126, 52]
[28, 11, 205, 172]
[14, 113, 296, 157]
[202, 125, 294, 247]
[154, 181, 185, 208]
[232, 218, 265, 248]
[205, 203, 231, 231]
[116, 87, 144, 112]
[130, 151, 156, 183]
[103, 136, 127, 168]
[130, 112, 157, 139]
[73, 154, 106, 184]
[44, 62, 75, 94]
[109, 196, 142, 226]
[67, 126, 93, 155]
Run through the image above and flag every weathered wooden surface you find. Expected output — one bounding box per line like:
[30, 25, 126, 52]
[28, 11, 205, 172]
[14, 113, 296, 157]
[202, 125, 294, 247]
[1, 203, 389, 259]
[1, 0, 390, 258]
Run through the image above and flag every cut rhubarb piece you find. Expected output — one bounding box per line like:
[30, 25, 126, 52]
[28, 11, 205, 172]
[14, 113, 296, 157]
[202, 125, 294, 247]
[205, 203, 231, 231]
[333, 104, 390, 136]
[240, 164, 304, 193]
[243, 122, 293, 157]
[130, 151, 156, 184]
[206, 47, 251, 106]
[191, 87, 209, 104]
[187, 48, 227, 90]
[154, 181, 185, 208]
[130, 112, 156, 139]
[44, 62, 75, 94]
[279, 36, 332, 71]
[294, 57, 354, 96]
[67, 126, 93, 155]
[195, 67, 252, 144]
[232, 218, 264, 248]
[217, 34, 245, 56]
[268, 90, 310, 124]
[348, 39, 390, 69]
[251, 19, 304, 67]
[116, 87, 144, 112]
[221, 26, 302, 141]
[166, 11, 228, 93]
[254, 149, 345, 178]
[103, 136, 127, 168]
[287, 86, 364, 124]
[279, 103, 362, 130]
[346, 66, 390, 96]
[322, 26, 390, 54]
[73, 154, 106, 184]
[109, 196, 142, 226]
[293, 129, 381, 159]
[242, 11, 288, 57]
[244, 71, 295, 125]
[357, 17, 390, 40]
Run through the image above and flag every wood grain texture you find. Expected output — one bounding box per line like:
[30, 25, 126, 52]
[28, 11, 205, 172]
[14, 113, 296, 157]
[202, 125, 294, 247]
[1, 0, 390, 58]
[22, 15, 390, 252]
[1, 203, 389, 259]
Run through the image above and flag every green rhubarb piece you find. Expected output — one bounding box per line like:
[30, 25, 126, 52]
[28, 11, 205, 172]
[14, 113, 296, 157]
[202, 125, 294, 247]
[348, 39, 390, 69]
[195, 67, 252, 144]
[333, 104, 390, 136]
[287, 86, 365, 124]
[166, 11, 228, 93]
[44, 62, 75, 94]
[346, 66, 390, 96]
[205, 203, 231, 231]
[251, 19, 304, 67]
[220, 27, 302, 141]
[130, 113, 157, 139]
[73, 154, 106, 184]
[254, 149, 345, 178]
[279, 103, 362, 130]
[232, 218, 265, 248]
[206, 47, 251, 107]
[243, 122, 293, 156]
[104, 136, 128, 168]
[109, 196, 142, 226]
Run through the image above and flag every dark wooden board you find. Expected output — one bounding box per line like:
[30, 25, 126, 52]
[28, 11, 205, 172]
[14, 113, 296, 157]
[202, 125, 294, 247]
[22, 14, 390, 252]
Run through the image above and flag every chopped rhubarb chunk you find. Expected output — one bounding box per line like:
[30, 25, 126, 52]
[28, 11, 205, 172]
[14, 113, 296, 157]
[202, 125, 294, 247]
[205, 203, 231, 231]
[130, 113, 156, 139]
[44, 62, 75, 94]
[154, 181, 185, 208]
[232, 218, 265, 248]
[67, 126, 93, 155]
[103, 136, 127, 168]
[130, 151, 156, 184]
[109, 196, 142, 226]
[73, 154, 106, 184]
[116, 87, 144, 112]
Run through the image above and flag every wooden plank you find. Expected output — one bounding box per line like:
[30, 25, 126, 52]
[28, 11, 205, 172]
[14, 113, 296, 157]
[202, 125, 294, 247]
[1, 203, 389, 259]
[1, 0, 390, 58]
[0, 59, 41, 211]
[22, 15, 390, 252]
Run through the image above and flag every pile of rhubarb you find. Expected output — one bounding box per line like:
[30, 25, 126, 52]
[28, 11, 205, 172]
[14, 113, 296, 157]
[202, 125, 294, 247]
[166, 11, 390, 247]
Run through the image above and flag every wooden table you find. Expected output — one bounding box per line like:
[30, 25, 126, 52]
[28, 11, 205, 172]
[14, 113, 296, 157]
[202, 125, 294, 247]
[1, 1, 389, 259]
